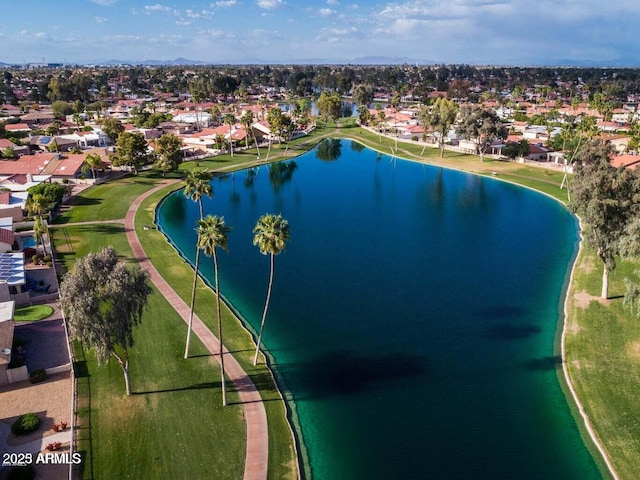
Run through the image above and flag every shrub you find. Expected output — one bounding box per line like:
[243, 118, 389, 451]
[29, 369, 47, 384]
[61, 178, 69, 184]
[11, 413, 41, 435]
[45, 441, 62, 451]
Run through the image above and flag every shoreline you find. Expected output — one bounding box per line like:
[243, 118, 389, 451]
[147, 131, 614, 479]
[340, 133, 618, 479]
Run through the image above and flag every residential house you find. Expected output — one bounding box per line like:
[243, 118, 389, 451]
[610, 154, 640, 169]
[0, 139, 29, 156]
[0, 301, 15, 386]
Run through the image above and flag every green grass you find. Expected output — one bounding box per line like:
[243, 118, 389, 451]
[14, 305, 54, 322]
[564, 250, 640, 479]
[135, 186, 298, 480]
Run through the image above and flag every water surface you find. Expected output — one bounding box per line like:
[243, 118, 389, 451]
[157, 139, 601, 479]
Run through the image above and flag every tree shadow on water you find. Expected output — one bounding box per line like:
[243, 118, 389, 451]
[521, 355, 563, 371]
[274, 351, 430, 401]
[484, 323, 541, 340]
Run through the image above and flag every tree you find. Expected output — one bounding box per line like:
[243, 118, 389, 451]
[316, 90, 341, 126]
[101, 118, 125, 144]
[223, 113, 235, 157]
[569, 159, 637, 299]
[419, 98, 458, 158]
[196, 215, 231, 406]
[60, 247, 152, 396]
[25, 193, 49, 218]
[32, 216, 49, 256]
[352, 83, 374, 108]
[252, 213, 290, 366]
[183, 170, 213, 359]
[111, 132, 149, 173]
[240, 110, 255, 151]
[1, 146, 15, 159]
[456, 105, 507, 161]
[153, 133, 183, 174]
[83, 152, 103, 181]
[51, 100, 72, 119]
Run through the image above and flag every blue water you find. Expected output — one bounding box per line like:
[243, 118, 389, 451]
[157, 140, 601, 479]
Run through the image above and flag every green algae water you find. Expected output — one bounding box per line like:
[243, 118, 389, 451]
[157, 140, 602, 479]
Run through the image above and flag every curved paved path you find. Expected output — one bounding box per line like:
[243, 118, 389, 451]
[124, 180, 268, 480]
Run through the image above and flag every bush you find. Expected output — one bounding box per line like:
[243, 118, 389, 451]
[29, 369, 47, 384]
[11, 413, 41, 435]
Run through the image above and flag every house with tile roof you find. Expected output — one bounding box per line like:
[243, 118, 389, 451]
[610, 154, 640, 169]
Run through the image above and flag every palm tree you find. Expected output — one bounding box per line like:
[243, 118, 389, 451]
[33, 215, 49, 256]
[83, 152, 103, 181]
[224, 113, 235, 157]
[252, 213, 290, 366]
[183, 170, 214, 359]
[26, 193, 48, 218]
[197, 215, 231, 406]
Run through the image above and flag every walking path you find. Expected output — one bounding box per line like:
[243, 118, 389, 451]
[124, 180, 268, 480]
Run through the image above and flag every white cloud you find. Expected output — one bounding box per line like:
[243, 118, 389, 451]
[319, 8, 336, 16]
[94, 16, 109, 23]
[144, 4, 178, 15]
[214, 0, 238, 6]
[201, 29, 237, 40]
[176, 20, 192, 26]
[256, 0, 285, 10]
[185, 9, 213, 19]
[90, 0, 117, 5]
[327, 0, 340, 4]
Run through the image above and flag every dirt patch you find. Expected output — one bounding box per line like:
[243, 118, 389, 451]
[574, 291, 609, 309]
[0, 372, 72, 447]
[628, 341, 640, 360]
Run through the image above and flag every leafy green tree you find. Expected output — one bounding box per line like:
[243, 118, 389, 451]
[25, 193, 49, 218]
[27, 182, 68, 205]
[153, 133, 183, 174]
[456, 105, 507, 161]
[111, 132, 149, 173]
[419, 98, 458, 158]
[1, 146, 15, 159]
[569, 158, 637, 299]
[352, 83, 374, 107]
[101, 118, 125, 143]
[316, 90, 341, 126]
[252, 213, 290, 366]
[357, 105, 372, 126]
[60, 246, 152, 396]
[183, 170, 213, 359]
[196, 215, 231, 406]
[51, 100, 73, 119]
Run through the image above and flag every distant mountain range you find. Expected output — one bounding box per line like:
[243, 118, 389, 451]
[2, 56, 640, 67]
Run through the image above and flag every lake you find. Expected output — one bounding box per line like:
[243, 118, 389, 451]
[157, 139, 602, 479]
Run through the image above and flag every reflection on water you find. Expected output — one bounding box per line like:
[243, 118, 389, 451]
[316, 139, 342, 162]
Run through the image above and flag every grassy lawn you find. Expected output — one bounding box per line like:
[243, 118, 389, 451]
[565, 250, 640, 479]
[14, 305, 54, 322]
[135, 186, 298, 480]
[53, 125, 640, 480]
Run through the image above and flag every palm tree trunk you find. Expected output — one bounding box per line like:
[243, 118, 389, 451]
[185, 200, 205, 359]
[184, 247, 200, 359]
[253, 253, 274, 366]
[214, 250, 226, 406]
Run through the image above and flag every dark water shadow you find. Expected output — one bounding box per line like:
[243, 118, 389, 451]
[275, 351, 429, 401]
[476, 305, 526, 320]
[484, 323, 541, 340]
[521, 355, 563, 371]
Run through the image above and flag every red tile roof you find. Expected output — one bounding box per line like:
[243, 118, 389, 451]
[0, 228, 14, 246]
[610, 154, 640, 169]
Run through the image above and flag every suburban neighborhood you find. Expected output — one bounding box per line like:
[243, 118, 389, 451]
[0, 63, 640, 479]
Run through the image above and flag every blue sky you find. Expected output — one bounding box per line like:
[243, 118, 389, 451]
[0, 0, 637, 65]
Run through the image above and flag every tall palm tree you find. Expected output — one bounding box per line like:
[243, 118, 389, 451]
[224, 113, 235, 157]
[197, 215, 231, 406]
[33, 215, 49, 256]
[26, 193, 48, 219]
[252, 213, 290, 366]
[183, 170, 214, 359]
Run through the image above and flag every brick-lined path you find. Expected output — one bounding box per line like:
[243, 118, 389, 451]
[124, 180, 268, 480]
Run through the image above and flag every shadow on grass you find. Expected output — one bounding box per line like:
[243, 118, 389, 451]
[134, 381, 219, 395]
